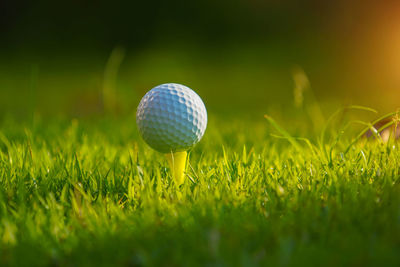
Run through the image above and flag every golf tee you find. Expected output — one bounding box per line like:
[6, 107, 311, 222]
[165, 151, 187, 186]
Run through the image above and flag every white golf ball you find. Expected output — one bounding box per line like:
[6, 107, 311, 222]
[136, 83, 207, 153]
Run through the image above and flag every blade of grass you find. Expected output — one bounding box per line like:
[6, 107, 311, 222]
[344, 111, 398, 153]
[264, 115, 301, 151]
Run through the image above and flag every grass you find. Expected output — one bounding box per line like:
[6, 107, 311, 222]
[0, 109, 400, 267]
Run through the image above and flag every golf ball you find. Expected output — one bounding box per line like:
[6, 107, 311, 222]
[136, 83, 207, 153]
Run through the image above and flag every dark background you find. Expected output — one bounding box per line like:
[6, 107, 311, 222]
[1, 0, 399, 118]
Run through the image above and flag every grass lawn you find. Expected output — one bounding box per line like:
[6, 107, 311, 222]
[0, 110, 399, 266]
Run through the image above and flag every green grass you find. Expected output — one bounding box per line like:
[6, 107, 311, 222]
[0, 111, 400, 267]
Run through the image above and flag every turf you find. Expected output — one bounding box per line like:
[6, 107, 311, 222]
[0, 111, 399, 267]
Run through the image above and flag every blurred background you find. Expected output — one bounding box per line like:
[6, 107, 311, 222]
[1, 0, 399, 119]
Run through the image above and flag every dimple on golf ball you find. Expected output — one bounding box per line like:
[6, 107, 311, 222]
[136, 83, 207, 153]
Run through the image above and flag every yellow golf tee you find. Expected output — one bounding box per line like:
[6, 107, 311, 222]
[165, 151, 187, 186]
